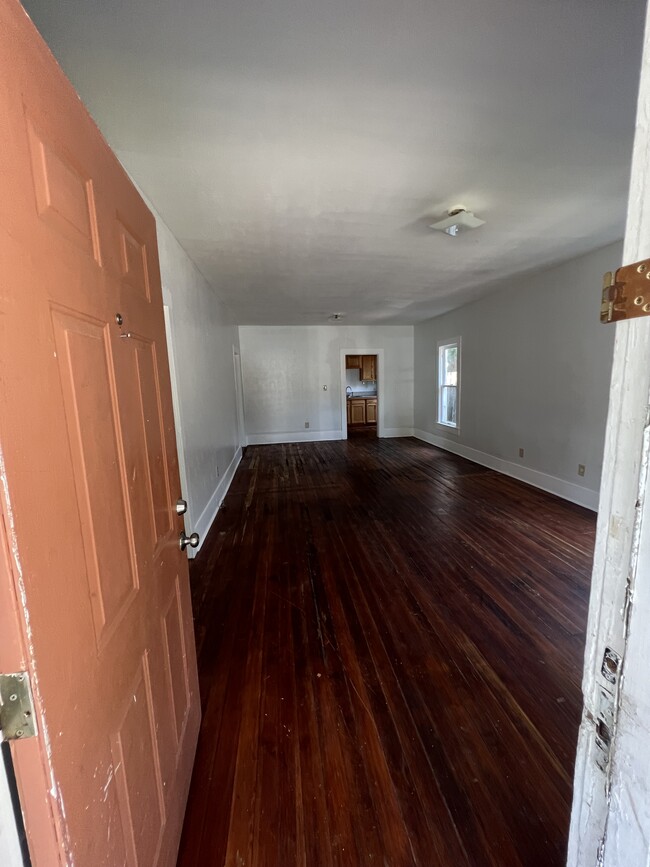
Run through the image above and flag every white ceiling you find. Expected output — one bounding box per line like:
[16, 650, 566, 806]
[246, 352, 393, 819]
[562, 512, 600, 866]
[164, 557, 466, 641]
[23, 0, 646, 324]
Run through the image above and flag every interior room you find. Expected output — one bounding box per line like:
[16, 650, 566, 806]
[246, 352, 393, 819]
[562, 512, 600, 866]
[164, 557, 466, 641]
[2, 0, 650, 865]
[345, 354, 378, 437]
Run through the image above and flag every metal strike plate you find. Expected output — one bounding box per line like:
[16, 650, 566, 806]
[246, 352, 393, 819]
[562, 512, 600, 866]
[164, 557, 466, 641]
[601, 646, 622, 685]
[601, 258, 650, 323]
[0, 672, 37, 741]
[594, 684, 616, 772]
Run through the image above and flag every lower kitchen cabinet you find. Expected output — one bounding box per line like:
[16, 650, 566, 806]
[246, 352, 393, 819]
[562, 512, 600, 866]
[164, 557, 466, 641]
[349, 399, 367, 425]
[347, 397, 378, 426]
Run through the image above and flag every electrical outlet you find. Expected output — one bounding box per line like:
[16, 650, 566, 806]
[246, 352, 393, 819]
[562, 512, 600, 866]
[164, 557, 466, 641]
[518, 448, 525, 458]
[305, 421, 310, 429]
[578, 464, 586, 477]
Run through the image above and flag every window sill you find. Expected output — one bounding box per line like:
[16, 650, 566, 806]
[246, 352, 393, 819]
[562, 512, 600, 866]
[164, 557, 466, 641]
[435, 422, 461, 436]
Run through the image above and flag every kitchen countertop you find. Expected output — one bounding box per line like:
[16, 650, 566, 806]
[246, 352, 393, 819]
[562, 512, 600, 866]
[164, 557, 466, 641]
[347, 394, 377, 399]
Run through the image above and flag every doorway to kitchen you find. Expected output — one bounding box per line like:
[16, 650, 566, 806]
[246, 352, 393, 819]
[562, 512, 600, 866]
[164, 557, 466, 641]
[344, 353, 379, 438]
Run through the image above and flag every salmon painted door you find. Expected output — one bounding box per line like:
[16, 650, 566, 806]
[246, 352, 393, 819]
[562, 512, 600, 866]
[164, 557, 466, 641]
[0, 2, 200, 864]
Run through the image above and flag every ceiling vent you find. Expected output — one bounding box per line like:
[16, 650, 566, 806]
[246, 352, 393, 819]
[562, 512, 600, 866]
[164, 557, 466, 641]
[430, 206, 486, 237]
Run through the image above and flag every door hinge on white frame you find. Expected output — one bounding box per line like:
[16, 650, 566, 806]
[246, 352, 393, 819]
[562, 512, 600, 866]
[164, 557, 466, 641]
[601, 257, 650, 322]
[0, 672, 37, 741]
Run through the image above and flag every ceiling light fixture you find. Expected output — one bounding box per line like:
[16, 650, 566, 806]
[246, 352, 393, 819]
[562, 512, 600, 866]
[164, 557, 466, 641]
[430, 206, 486, 237]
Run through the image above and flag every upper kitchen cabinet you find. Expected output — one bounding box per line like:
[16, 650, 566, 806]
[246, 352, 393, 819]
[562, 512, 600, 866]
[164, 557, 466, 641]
[361, 355, 376, 381]
[346, 355, 361, 369]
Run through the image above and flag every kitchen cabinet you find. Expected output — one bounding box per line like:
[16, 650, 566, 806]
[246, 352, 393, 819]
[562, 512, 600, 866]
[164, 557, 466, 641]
[347, 397, 378, 426]
[349, 399, 367, 425]
[361, 355, 376, 381]
[346, 355, 361, 369]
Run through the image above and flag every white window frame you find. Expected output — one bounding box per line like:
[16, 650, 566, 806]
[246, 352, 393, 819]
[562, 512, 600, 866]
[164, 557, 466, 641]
[436, 337, 461, 433]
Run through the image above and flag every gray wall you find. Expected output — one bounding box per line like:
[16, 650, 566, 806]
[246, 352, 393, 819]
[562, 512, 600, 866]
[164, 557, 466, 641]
[239, 325, 414, 442]
[414, 243, 620, 508]
[153, 208, 242, 551]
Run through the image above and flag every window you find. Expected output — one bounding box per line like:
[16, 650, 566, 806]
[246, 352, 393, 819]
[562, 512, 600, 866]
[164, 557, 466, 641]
[437, 339, 460, 429]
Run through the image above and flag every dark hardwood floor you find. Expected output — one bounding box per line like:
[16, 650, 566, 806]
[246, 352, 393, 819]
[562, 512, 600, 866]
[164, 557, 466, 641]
[176, 437, 595, 867]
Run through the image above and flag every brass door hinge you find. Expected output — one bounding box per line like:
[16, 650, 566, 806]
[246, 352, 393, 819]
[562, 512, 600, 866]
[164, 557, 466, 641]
[0, 672, 37, 741]
[601, 257, 650, 323]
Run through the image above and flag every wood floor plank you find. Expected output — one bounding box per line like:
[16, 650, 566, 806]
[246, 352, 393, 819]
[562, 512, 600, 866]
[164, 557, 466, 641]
[177, 437, 594, 867]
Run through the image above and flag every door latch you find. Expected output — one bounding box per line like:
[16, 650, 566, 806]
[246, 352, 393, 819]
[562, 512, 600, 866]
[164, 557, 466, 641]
[0, 672, 37, 741]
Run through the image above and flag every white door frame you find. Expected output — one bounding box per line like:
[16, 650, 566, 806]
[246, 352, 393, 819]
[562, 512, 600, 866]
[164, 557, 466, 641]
[340, 348, 385, 438]
[568, 4, 650, 863]
[232, 345, 247, 448]
[163, 303, 192, 530]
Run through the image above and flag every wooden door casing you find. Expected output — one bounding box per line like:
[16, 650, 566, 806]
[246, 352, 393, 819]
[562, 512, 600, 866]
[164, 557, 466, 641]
[0, 2, 200, 865]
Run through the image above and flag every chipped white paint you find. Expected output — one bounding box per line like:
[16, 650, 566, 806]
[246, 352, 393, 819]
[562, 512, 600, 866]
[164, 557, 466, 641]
[568, 3, 650, 864]
[21, 0, 645, 325]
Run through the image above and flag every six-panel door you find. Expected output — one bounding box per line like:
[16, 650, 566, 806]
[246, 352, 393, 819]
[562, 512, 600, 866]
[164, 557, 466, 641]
[0, 1, 200, 864]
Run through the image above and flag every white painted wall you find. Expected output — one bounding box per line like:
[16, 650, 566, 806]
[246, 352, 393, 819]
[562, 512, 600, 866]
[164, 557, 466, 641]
[413, 243, 620, 509]
[154, 212, 242, 552]
[239, 325, 414, 443]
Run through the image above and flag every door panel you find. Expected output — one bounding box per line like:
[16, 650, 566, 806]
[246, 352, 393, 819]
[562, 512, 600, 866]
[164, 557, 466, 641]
[117, 217, 152, 301]
[162, 579, 192, 746]
[350, 401, 366, 424]
[111, 655, 165, 867]
[26, 119, 102, 263]
[51, 308, 139, 647]
[133, 339, 173, 542]
[0, 2, 200, 864]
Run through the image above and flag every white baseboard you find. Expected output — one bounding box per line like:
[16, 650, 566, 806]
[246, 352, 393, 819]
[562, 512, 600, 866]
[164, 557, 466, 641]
[189, 446, 242, 558]
[246, 427, 415, 444]
[382, 427, 414, 438]
[246, 430, 345, 445]
[413, 428, 599, 511]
